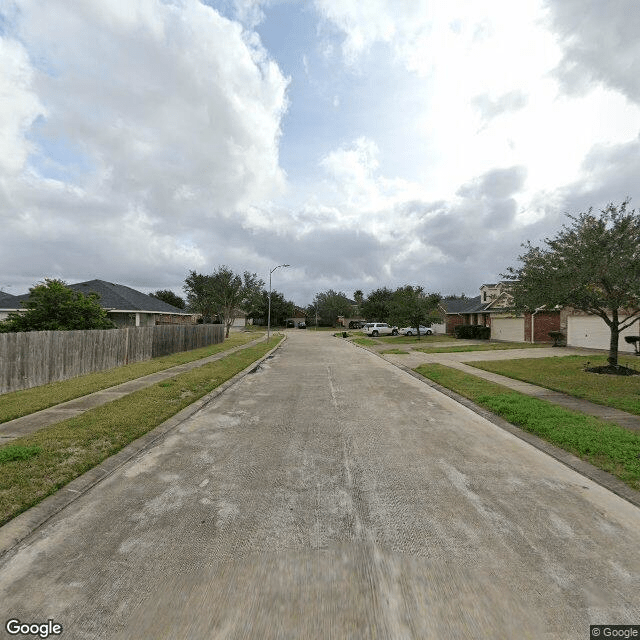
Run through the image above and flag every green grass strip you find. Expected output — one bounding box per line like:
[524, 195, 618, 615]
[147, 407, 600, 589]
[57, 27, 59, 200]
[375, 334, 453, 344]
[414, 342, 547, 354]
[469, 355, 640, 416]
[0, 338, 281, 526]
[381, 349, 410, 354]
[415, 363, 640, 491]
[351, 337, 377, 346]
[0, 331, 263, 423]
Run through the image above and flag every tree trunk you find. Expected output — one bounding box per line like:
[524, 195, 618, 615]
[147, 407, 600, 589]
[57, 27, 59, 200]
[608, 310, 619, 367]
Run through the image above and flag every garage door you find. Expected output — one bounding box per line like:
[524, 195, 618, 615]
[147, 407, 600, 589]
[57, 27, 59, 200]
[491, 318, 524, 342]
[567, 316, 638, 352]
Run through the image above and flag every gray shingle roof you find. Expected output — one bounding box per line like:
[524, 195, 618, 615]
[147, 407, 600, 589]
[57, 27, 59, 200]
[13, 280, 187, 314]
[0, 291, 20, 309]
[68, 280, 186, 313]
[440, 296, 482, 314]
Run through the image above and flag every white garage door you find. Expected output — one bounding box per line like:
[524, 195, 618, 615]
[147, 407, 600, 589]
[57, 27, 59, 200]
[567, 316, 638, 352]
[491, 318, 524, 342]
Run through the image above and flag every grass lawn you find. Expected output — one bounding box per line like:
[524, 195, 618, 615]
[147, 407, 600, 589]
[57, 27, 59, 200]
[351, 337, 377, 346]
[380, 349, 410, 354]
[376, 334, 453, 344]
[414, 342, 548, 354]
[0, 338, 281, 526]
[414, 363, 640, 491]
[469, 355, 640, 416]
[0, 331, 264, 424]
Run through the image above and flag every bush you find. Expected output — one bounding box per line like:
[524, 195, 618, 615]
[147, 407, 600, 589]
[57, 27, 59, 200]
[454, 324, 490, 340]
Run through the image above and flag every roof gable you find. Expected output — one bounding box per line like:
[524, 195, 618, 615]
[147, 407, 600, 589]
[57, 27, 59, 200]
[0, 291, 20, 309]
[440, 296, 482, 314]
[68, 280, 185, 313]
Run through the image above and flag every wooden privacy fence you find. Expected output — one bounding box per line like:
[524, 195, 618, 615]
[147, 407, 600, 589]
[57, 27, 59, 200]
[0, 324, 225, 394]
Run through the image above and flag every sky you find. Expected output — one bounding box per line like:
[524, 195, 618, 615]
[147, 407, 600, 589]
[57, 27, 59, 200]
[1, 0, 640, 307]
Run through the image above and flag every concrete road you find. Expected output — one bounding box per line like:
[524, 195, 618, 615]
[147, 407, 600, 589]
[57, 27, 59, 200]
[1, 331, 639, 639]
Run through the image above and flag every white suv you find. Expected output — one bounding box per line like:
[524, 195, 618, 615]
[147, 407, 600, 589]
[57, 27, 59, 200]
[362, 322, 399, 337]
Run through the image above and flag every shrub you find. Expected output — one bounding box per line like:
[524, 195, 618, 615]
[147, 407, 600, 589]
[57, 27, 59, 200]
[454, 324, 490, 339]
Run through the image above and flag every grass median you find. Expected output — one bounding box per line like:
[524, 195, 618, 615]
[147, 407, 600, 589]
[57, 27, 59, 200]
[414, 342, 548, 354]
[414, 363, 640, 491]
[469, 355, 640, 416]
[0, 337, 281, 526]
[0, 331, 264, 424]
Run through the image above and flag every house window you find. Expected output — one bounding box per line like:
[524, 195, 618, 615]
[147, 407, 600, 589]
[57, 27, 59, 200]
[483, 291, 486, 302]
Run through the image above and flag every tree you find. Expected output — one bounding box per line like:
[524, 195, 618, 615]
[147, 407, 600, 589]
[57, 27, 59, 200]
[389, 286, 441, 338]
[310, 290, 352, 326]
[360, 287, 394, 322]
[0, 279, 116, 332]
[183, 266, 264, 338]
[183, 271, 216, 322]
[502, 200, 640, 368]
[250, 290, 295, 326]
[150, 289, 185, 309]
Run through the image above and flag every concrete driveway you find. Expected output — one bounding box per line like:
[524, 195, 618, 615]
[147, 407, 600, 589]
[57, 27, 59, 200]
[1, 330, 639, 639]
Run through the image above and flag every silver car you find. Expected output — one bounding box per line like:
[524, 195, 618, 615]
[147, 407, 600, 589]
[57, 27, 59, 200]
[399, 326, 433, 336]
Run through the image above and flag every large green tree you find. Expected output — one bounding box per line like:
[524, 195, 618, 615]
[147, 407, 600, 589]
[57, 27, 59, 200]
[250, 289, 295, 327]
[309, 290, 352, 326]
[502, 200, 640, 367]
[360, 287, 394, 322]
[150, 289, 185, 309]
[184, 266, 264, 337]
[0, 279, 116, 332]
[389, 286, 441, 339]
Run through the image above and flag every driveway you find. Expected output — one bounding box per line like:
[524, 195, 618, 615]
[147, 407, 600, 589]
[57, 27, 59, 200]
[1, 331, 639, 639]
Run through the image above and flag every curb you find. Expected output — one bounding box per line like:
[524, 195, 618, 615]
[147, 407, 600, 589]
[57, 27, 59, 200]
[345, 337, 640, 509]
[0, 334, 286, 557]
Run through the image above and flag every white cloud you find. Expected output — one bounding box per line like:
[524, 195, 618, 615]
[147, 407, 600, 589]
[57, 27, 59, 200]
[0, 0, 289, 292]
[319, 137, 425, 218]
[2, 0, 640, 304]
[0, 36, 44, 174]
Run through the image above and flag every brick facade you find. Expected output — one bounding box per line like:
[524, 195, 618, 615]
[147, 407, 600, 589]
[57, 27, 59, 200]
[524, 311, 560, 342]
[446, 315, 466, 334]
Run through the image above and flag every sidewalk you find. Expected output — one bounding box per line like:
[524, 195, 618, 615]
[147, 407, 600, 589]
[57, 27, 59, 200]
[377, 344, 640, 433]
[0, 334, 272, 444]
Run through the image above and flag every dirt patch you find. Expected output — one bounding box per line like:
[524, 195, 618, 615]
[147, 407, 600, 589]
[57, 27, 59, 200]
[585, 365, 640, 376]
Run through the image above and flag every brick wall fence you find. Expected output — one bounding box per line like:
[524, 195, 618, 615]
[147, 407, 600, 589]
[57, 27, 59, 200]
[0, 324, 225, 394]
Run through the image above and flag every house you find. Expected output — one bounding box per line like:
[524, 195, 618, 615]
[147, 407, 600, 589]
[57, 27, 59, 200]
[444, 281, 640, 351]
[284, 306, 307, 328]
[0, 292, 20, 321]
[11, 279, 195, 328]
[441, 283, 562, 343]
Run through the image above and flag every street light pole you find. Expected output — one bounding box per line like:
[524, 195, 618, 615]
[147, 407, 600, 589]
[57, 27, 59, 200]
[268, 263, 290, 341]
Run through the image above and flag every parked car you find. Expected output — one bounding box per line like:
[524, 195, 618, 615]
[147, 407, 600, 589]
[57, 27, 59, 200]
[362, 322, 398, 337]
[399, 325, 433, 336]
[297, 322, 306, 329]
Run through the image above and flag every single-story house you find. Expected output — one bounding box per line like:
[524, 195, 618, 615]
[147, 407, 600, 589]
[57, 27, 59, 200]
[442, 281, 640, 352]
[285, 310, 307, 327]
[9, 279, 195, 328]
[0, 292, 21, 321]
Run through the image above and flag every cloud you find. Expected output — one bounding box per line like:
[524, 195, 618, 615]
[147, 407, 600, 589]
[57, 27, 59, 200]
[471, 91, 528, 124]
[0, 36, 44, 174]
[0, 0, 289, 291]
[545, 0, 640, 104]
[457, 166, 527, 201]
